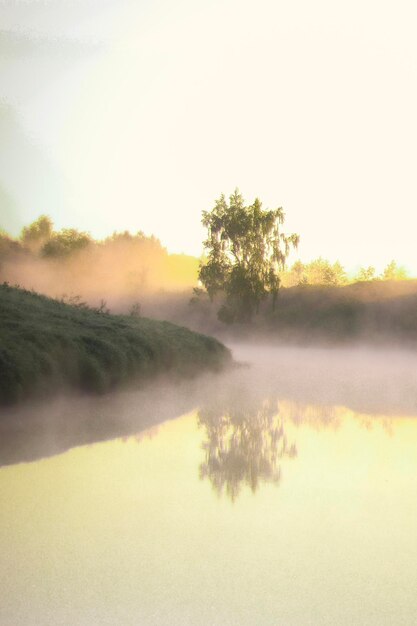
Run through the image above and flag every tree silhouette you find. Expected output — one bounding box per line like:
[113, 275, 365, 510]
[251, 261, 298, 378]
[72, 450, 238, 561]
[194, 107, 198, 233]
[198, 190, 299, 323]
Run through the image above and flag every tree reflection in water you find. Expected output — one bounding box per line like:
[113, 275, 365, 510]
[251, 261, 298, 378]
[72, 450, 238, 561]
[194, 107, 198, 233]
[197, 399, 296, 501]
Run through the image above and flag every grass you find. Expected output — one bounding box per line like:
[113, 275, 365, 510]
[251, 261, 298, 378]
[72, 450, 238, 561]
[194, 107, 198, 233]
[0, 283, 231, 405]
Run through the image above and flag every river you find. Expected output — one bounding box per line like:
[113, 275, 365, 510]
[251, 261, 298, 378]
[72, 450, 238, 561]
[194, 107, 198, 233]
[1, 344, 417, 625]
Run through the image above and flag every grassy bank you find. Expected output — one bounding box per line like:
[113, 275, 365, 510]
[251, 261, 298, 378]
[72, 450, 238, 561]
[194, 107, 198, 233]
[0, 283, 231, 405]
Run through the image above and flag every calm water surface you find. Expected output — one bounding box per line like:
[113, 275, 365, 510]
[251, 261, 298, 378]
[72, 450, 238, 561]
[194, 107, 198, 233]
[1, 345, 417, 625]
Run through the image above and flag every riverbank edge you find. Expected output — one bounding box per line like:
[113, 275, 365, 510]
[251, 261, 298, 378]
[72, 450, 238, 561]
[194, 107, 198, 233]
[0, 284, 232, 406]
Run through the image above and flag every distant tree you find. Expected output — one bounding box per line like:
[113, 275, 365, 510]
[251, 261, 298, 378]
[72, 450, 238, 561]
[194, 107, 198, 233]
[329, 261, 348, 286]
[279, 260, 307, 287]
[355, 265, 376, 282]
[304, 258, 347, 286]
[42, 228, 91, 257]
[198, 190, 299, 322]
[291, 260, 308, 286]
[21, 215, 53, 252]
[280, 258, 350, 287]
[381, 260, 408, 281]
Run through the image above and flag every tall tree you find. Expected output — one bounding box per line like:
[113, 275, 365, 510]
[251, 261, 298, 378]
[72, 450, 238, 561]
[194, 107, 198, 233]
[198, 190, 299, 322]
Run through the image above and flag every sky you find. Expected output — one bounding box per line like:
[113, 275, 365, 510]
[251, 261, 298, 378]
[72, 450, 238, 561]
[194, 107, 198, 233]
[0, 0, 416, 274]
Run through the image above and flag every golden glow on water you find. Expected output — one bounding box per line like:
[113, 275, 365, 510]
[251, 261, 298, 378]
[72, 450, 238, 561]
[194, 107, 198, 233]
[1, 406, 417, 625]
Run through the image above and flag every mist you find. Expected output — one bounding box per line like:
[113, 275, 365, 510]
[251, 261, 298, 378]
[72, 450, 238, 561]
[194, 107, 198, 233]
[2, 342, 416, 468]
[0, 232, 199, 308]
[2, 231, 417, 351]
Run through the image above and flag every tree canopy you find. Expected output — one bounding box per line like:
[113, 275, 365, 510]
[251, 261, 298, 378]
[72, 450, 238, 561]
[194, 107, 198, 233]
[382, 260, 408, 281]
[21, 215, 53, 252]
[198, 190, 299, 322]
[42, 228, 91, 257]
[281, 257, 348, 287]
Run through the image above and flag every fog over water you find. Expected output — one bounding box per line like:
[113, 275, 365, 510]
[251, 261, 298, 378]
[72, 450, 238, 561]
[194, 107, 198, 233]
[1, 343, 417, 625]
[1, 343, 417, 466]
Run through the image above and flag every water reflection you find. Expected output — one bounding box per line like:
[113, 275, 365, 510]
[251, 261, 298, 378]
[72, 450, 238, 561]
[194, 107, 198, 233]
[198, 399, 296, 501]
[2, 405, 417, 625]
[2, 344, 417, 469]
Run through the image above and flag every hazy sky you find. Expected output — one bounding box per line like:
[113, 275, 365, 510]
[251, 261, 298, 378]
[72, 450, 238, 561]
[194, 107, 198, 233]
[1, 0, 416, 273]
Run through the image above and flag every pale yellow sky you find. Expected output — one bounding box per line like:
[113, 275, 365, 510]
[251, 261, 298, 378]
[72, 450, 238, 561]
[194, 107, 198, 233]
[1, 0, 416, 274]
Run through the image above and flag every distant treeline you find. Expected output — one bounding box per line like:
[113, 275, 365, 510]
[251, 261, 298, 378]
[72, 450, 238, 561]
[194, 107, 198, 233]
[0, 215, 413, 330]
[0, 215, 199, 305]
[280, 258, 409, 287]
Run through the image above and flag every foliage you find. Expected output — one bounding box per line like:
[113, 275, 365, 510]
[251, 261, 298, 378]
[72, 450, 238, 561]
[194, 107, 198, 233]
[355, 265, 376, 282]
[281, 258, 348, 287]
[307, 258, 347, 286]
[382, 260, 408, 281]
[0, 214, 414, 333]
[21, 215, 53, 252]
[20, 216, 91, 257]
[198, 190, 299, 322]
[0, 284, 231, 405]
[0, 217, 200, 297]
[42, 228, 92, 257]
[282, 258, 411, 287]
